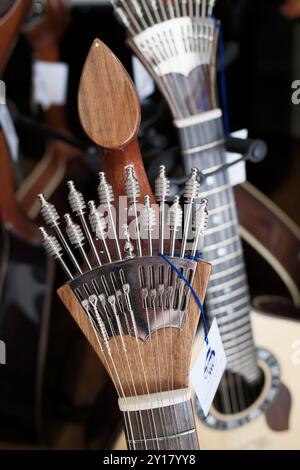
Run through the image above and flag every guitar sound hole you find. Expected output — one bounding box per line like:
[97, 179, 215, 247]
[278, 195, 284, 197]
[213, 369, 265, 415]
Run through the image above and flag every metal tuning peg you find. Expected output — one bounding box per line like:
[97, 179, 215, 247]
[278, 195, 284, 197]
[64, 213, 92, 270]
[124, 165, 142, 257]
[123, 224, 135, 259]
[67, 181, 102, 267]
[168, 195, 183, 258]
[98, 172, 122, 260]
[191, 198, 209, 258]
[88, 201, 111, 263]
[141, 195, 156, 256]
[39, 227, 73, 280]
[180, 168, 201, 259]
[38, 193, 82, 274]
[155, 165, 170, 255]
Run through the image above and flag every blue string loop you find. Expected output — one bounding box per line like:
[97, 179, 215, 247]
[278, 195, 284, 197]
[159, 253, 209, 344]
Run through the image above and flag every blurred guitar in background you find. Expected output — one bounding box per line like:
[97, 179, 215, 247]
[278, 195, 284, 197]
[0, 0, 55, 442]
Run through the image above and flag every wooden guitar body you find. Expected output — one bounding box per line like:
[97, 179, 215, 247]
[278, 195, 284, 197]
[236, 182, 300, 316]
[113, 310, 300, 450]
[0, 128, 54, 439]
[0, 226, 54, 440]
[193, 310, 300, 449]
[0, 2, 56, 438]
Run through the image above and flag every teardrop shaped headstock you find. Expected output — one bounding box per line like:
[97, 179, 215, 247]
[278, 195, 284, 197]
[78, 38, 154, 202]
[78, 38, 140, 151]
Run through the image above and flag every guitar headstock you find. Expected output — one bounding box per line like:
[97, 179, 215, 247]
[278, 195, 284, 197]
[34, 39, 213, 395]
[111, 0, 219, 118]
[58, 255, 211, 395]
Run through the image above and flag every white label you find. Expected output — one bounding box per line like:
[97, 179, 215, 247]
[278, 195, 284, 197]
[0, 104, 19, 162]
[33, 61, 69, 110]
[190, 319, 227, 417]
[226, 129, 248, 187]
[132, 56, 155, 101]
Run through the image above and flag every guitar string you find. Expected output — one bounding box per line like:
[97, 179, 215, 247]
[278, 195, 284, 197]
[141, 208, 170, 449]
[111, 0, 196, 444]
[82, 303, 137, 449]
[156, 1, 197, 448]
[185, 17, 237, 416]
[126, 0, 235, 421]
[150, 1, 193, 447]
[163, 2, 203, 447]
[108, 298, 147, 450]
[127, 0, 188, 445]
[158, 0, 243, 418]
[109, 0, 216, 448]
[116, 0, 258, 436]
[121, 203, 161, 448]
[154, 2, 186, 449]
[109, 5, 182, 445]
[83, 276, 145, 448]
[143, 0, 196, 447]
[103, 297, 148, 449]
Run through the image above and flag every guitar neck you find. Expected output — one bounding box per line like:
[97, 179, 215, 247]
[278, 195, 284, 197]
[175, 110, 260, 384]
[120, 390, 199, 450]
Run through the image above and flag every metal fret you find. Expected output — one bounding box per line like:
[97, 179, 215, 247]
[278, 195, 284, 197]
[200, 183, 232, 198]
[224, 340, 255, 358]
[177, 116, 260, 383]
[219, 316, 251, 334]
[210, 250, 243, 267]
[208, 275, 247, 293]
[182, 138, 225, 155]
[127, 428, 197, 445]
[217, 309, 249, 325]
[205, 219, 237, 236]
[222, 332, 252, 351]
[208, 285, 248, 304]
[209, 203, 235, 215]
[203, 235, 240, 253]
[212, 296, 250, 315]
[209, 263, 245, 281]
[216, 305, 250, 321]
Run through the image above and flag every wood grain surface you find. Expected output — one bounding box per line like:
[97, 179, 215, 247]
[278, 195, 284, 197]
[58, 260, 211, 396]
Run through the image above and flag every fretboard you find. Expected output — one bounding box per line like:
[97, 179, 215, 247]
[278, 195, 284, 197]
[176, 110, 260, 384]
[119, 389, 199, 451]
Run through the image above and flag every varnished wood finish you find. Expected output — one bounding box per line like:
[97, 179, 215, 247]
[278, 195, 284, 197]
[101, 140, 155, 203]
[235, 182, 300, 307]
[78, 39, 140, 151]
[194, 311, 300, 449]
[0, 0, 32, 75]
[58, 260, 211, 395]
[78, 39, 156, 202]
